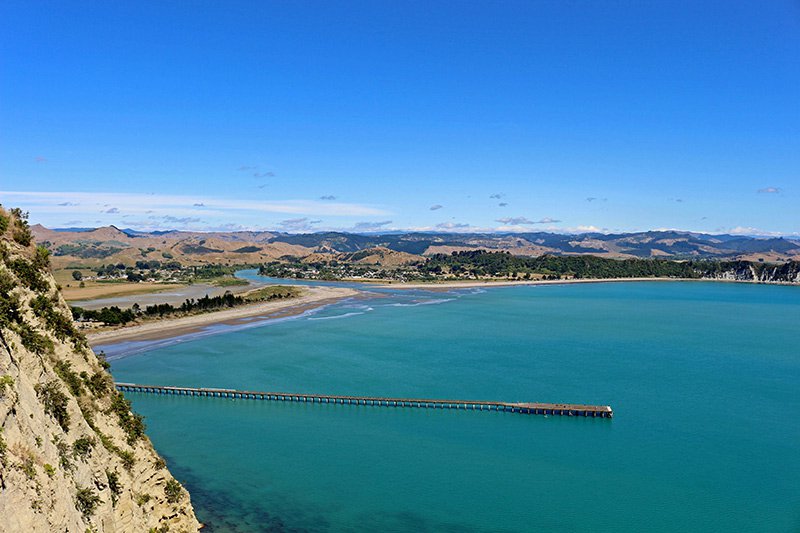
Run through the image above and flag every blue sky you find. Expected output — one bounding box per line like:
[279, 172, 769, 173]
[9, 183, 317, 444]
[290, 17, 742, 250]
[1, 1, 798, 235]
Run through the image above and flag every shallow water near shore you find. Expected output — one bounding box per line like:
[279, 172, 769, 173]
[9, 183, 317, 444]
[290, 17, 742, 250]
[109, 281, 800, 532]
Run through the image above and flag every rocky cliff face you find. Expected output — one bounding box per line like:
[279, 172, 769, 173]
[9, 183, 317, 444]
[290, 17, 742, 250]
[0, 208, 200, 532]
[752, 261, 800, 283]
[703, 261, 800, 283]
[704, 263, 760, 282]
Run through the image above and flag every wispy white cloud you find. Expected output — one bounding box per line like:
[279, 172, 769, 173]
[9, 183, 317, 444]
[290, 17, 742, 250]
[650, 226, 799, 237]
[435, 221, 471, 230]
[161, 215, 201, 225]
[496, 216, 561, 225]
[496, 216, 534, 225]
[1, 190, 388, 217]
[757, 187, 781, 194]
[345, 220, 618, 235]
[0, 190, 389, 233]
[728, 226, 793, 237]
[571, 225, 603, 233]
[351, 220, 393, 232]
[278, 217, 321, 232]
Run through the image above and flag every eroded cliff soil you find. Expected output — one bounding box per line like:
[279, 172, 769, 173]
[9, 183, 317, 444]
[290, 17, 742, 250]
[0, 207, 200, 532]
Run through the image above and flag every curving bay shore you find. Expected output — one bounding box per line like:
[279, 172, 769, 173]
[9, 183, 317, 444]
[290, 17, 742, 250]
[376, 276, 682, 289]
[86, 276, 798, 346]
[86, 286, 359, 344]
[376, 276, 800, 290]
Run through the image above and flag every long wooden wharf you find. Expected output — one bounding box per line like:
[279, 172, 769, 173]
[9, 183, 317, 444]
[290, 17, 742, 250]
[115, 382, 613, 418]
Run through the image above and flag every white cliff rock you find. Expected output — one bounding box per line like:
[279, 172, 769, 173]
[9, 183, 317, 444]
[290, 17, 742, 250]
[0, 207, 200, 532]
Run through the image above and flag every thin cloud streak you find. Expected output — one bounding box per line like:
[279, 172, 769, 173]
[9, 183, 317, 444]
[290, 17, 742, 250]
[495, 216, 561, 225]
[728, 226, 795, 237]
[278, 217, 322, 232]
[351, 220, 393, 232]
[0, 191, 389, 217]
[496, 216, 535, 225]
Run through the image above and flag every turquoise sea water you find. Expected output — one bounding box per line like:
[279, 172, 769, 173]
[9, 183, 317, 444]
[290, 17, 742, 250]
[105, 281, 800, 532]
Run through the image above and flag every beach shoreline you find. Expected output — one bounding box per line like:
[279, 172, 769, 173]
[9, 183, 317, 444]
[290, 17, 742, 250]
[375, 276, 681, 289]
[375, 276, 800, 290]
[86, 286, 360, 345]
[87, 276, 797, 347]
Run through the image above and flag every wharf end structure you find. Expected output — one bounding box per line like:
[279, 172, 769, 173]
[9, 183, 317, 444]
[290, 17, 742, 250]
[115, 383, 613, 418]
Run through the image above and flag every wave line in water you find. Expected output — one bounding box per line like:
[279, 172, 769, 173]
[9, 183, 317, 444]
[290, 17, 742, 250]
[98, 305, 334, 359]
[308, 311, 366, 321]
[389, 298, 455, 307]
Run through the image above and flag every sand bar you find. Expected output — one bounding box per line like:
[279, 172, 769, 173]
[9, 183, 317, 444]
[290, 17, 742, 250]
[68, 278, 265, 310]
[86, 286, 359, 344]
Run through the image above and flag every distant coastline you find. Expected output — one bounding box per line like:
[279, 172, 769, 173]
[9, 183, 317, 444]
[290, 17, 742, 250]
[86, 274, 799, 348]
[375, 276, 800, 290]
[376, 277, 678, 289]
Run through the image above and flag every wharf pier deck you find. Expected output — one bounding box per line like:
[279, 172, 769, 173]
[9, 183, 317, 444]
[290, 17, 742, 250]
[115, 383, 613, 418]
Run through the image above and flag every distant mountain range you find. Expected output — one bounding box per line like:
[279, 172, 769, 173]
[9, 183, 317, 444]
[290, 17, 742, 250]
[32, 224, 800, 269]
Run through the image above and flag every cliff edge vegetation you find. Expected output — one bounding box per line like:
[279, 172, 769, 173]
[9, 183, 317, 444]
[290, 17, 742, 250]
[0, 206, 200, 532]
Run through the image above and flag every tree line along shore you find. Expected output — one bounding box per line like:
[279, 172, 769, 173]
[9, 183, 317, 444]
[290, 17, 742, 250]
[258, 250, 800, 284]
[66, 250, 800, 329]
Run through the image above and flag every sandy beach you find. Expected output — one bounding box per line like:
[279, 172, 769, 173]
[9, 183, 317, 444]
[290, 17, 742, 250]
[85, 276, 793, 346]
[86, 286, 360, 344]
[376, 276, 800, 290]
[375, 277, 681, 289]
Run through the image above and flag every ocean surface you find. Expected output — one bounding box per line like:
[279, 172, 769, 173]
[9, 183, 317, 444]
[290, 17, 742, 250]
[104, 280, 800, 532]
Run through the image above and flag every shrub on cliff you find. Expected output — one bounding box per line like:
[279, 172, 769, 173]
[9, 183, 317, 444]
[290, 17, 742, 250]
[75, 486, 102, 518]
[31, 294, 83, 346]
[86, 371, 112, 396]
[7, 257, 49, 292]
[107, 469, 122, 506]
[72, 436, 95, 460]
[15, 322, 54, 355]
[53, 360, 84, 397]
[9, 208, 32, 247]
[0, 429, 7, 468]
[109, 392, 146, 445]
[36, 380, 71, 431]
[164, 479, 183, 503]
[0, 375, 14, 398]
[33, 245, 50, 270]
